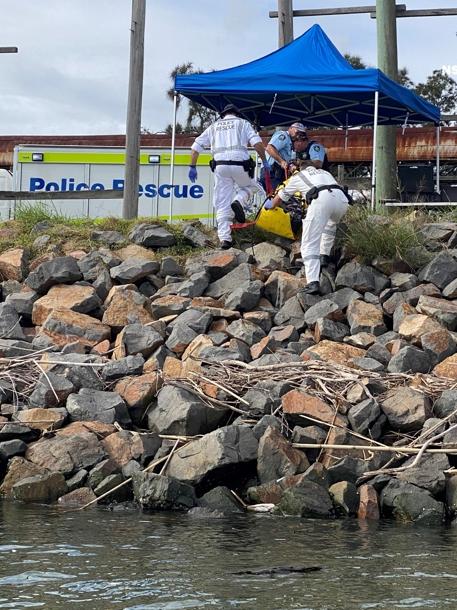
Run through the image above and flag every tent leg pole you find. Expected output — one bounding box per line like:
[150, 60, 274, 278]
[169, 92, 178, 223]
[436, 124, 441, 195]
[371, 91, 379, 211]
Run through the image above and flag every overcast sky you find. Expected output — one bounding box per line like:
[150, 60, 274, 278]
[1, 0, 456, 135]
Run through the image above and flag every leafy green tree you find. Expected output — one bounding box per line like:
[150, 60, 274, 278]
[344, 54, 367, 69]
[415, 69, 457, 113]
[166, 62, 218, 133]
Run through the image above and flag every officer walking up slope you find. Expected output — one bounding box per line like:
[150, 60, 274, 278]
[265, 160, 351, 295]
[188, 104, 269, 250]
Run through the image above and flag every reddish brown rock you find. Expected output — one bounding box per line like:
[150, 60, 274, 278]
[250, 335, 277, 360]
[150, 295, 191, 317]
[0, 457, 48, 498]
[92, 339, 111, 355]
[39, 308, 111, 348]
[32, 284, 100, 325]
[16, 408, 66, 431]
[282, 390, 346, 426]
[433, 354, 457, 380]
[103, 288, 154, 327]
[264, 270, 307, 307]
[308, 340, 365, 366]
[56, 421, 116, 438]
[0, 248, 28, 281]
[101, 430, 144, 467]
[397, 314, 443, 345]
[357, 484, 380, 520]
[116, 244, 157, 261]
[182, 335, 213, 362]
[191, 296, 224, 308]
[58, 487, 97, 507]
[115, 372, 163, 409]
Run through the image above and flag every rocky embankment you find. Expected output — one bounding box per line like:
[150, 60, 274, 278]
[2, 220, 457, 524]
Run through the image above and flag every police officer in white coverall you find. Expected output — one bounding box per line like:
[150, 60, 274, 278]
[188, 104, 269, 249]
[266, 160, 350, 295]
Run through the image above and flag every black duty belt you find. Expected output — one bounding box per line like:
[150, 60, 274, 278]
[213, 160, 248, 167]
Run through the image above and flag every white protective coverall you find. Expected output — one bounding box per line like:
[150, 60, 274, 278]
[191, 114, 265, 242]
[277, 166, 349, 283]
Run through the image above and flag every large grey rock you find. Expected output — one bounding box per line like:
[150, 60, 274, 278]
[148, 385, 227, 436]
[0, 439, 28, 460]
[327, 287, 362, 310]
[252, 242, 287, 270]
[0, 304, 25, 340]
[198, 486, 244, 514]
[66, 389, 131, 426]
[44, 353, 104, 391]
[160, 256, 184, 278]
[119, 324, 163, 357]
[348, 399, 381, 436]
[390, 272, 419, 291]
[314, 318, 349, 342]
[0, 339, 35, 358]
[273, 296, 306, 331]
[257, 426, 309, 484]
[418, 252, 457, 290]
[102, 354, 144, 381]
[198, 344, 251, 363]
[5, 290, 39, 318]
[380, 479, 443, 524]
[224, 280, 263, 312]
[94, 473, 130, 503]
[421, 328, 457, 366]
[387, 345, 432, 374]
[182, 223, 213, 248]
[165, 325, 198, 355]
[276, 479, 333, 517]
[25, 432, 106, 475]
[336, 261, 389, 295]
[168, 309, 213, 335]
[167, 425, 258, 487]
[434, 390, 457, 421]
[110, 258, 159, 283]
[132, 472, 196, 510]
[397, 453, 449, 495]
[29, 372, 75, 408]
[129, 223, 176, 248]
[175, 271, 210, 298]
[205, 263, 257, 299]
[304, 299, 340, 328]
[381, 387, 430, 431]
[0, 423, 37, 443]
[91, 230, 125, 246]
[12, 472, 67, 504]
[25, 256, 82, 294]
[226, 319, 266, 347]
[185, 248, 249, 280]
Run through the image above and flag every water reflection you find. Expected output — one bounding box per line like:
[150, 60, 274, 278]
[0, 502, 457, 609]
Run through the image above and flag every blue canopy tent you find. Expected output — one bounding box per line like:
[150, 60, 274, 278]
[170, 24, 441, 210]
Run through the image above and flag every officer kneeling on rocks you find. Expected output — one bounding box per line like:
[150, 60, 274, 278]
[265, 160, 351, 295]
[188, 104, 269, 250]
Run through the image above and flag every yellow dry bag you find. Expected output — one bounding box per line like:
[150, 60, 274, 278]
[255, 206, 296, 240]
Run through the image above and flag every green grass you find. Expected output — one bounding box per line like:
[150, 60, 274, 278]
[340, 206, 430, 270]
[0, 201, 215, 262]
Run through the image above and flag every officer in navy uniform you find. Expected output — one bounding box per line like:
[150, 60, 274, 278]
[261, 122, 312, 191]
[188, 104, 269, 250]
[294, 130, 329, 171]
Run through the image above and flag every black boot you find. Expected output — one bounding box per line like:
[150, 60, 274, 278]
[220, 240, 233, 250]
[300, 281, 320, 295]
[231, 200, 246, 223]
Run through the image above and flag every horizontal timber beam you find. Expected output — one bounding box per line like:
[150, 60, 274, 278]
[0, 189, 124, 201]
[269, 5, 406, 18]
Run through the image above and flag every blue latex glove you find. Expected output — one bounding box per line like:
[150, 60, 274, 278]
[262, 160, 270, 172]
[188, 166, 198, 183]
[263, 198, 274, 210]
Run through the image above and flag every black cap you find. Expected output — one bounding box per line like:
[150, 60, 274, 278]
[220, 103, 239, 117]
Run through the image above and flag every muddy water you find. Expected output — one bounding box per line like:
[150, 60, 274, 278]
[1, 502, 457, 609]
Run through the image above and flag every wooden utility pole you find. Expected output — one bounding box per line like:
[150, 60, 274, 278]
[278, 0, 294, 47]
[123, 0, 146, 219]
[376, 0, 398, 206]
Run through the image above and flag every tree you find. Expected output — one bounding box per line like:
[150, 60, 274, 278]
[165, 62, 218, 133]
[344, 54, 366, 69]
[415, 70, 457, 113]
[398, 67, 414, 89]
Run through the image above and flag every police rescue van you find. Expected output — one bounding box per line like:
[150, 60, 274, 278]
[12, 145, 216, 221]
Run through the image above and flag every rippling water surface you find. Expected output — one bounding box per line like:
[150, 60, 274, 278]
[1, 502, 457, 609]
